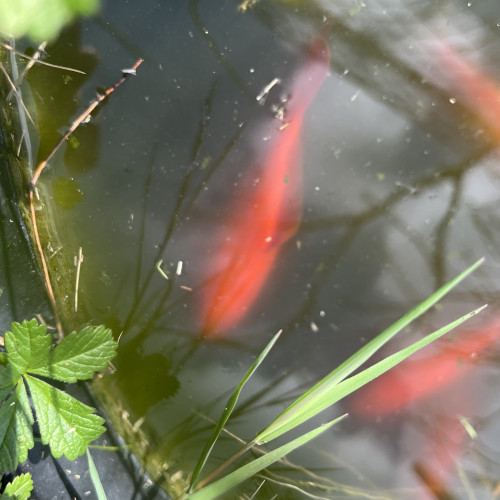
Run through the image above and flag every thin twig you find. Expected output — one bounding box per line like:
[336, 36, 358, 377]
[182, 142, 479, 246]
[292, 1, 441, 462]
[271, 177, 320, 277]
[30, 58, 144, 187]
[195, 440, 255, 490]
[9, 39, 34, 171]
[74, 247, 84, 312]
[29, 188, 63, 337]
[28, 58, 144, 337]
[7, 41, 47, 100]
[0, 62, 34, 124]
[155, 259, 169, 280]
[0, 40, 85, 74]
[16, 130, 24, 157]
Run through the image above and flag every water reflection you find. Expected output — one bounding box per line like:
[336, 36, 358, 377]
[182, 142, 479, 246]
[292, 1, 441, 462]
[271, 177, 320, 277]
[20, 0, 500, 498]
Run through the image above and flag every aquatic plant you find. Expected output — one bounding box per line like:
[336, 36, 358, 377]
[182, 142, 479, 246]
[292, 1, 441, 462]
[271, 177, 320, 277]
[0, 0, 99, 42]
[186, 259, 485, 499]
[1, 473, 32, 499]
[0, 262, 483, 499]
[0, 10, 492, 497]
[0, 319, 117, 497]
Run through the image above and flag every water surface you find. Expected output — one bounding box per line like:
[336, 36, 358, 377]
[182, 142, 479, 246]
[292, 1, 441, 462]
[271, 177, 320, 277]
[19, 0, 500, 498]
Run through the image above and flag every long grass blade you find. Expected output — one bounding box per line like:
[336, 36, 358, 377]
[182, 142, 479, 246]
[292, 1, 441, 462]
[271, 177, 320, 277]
[186, 415, 346, 500]
[255, 304, 485, 444]
[188, 330, 282, 491]
[86, 449, 107, 500]
[264, 258, 483, 429]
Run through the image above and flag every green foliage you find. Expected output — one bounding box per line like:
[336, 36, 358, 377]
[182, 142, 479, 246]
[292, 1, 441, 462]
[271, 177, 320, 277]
[188, 259, 484, 499]
[28, 325, 117, 382]
[87, 449, 107, 500]
[1, 472, 33, 500]
[0, 319, 117, 472]
[0, 0, 100, 43]
[187, 417, 346, 500]
[254, 259, 484, 445]
[189, 331, 282, 491]
[25, 375, 106, 460]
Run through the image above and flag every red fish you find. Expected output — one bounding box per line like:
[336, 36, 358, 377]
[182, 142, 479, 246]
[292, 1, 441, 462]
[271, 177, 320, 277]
[350, 318, 500, 498]
[432, 40, 500, 144]
[200, 37, 330, 335]
[350, 317, 500, 416]
[413, 413, 471, 500]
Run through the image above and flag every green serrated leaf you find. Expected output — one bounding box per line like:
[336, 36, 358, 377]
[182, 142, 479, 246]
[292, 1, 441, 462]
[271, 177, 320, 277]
[0, 0, 100, 42]
[15, 380, 35, 429]
[0, 385, 34, 472]
[25, 375, 105, 460]
[29, 325, 116, 382]
[0, 397, 18, 471]
[5, 320, 51, 379]
[2, 472, 33, 499]
[0, 364, 16, 403]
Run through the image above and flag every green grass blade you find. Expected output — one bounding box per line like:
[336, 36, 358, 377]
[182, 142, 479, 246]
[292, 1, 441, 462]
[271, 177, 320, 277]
[269, 258, 483, 424]
[86, 449, 107, 500]
[253, 259, 482, 443]
[256, 304, 485, 444]
[188, 330, 282, 491]
[186, 415, 347, 500]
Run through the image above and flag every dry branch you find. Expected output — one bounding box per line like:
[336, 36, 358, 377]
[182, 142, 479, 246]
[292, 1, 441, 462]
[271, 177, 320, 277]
[29, 58, 144, 336]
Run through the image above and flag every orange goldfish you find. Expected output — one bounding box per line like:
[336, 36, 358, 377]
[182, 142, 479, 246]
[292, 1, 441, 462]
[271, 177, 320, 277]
[200, 37, 330, 335]
[432, 40, 500, 144]
[350, 317, 500, 416]
[413, 413, 471, 499]
[350, 318, 500, 498]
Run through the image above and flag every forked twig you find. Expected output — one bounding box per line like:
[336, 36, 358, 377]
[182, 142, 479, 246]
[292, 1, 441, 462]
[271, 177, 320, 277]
[31, 58, 144, 187]
[0, 62, 35, 125]
[0, 40, 86, 74]
[7, 41, 48, 100]
[28, 58, 144, 336]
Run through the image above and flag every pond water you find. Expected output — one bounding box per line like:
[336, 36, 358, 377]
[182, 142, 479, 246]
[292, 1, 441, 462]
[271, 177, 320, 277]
[10, 0, 500, 498]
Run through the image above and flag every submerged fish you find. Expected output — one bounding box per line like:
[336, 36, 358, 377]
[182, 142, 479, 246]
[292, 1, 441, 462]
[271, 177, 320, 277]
[200, 37, 330, 335]
[350, 318, 500, 498]
[351, 317, 500, 416]
[413, 413, 472, 500]
[432, 40, 500, 144]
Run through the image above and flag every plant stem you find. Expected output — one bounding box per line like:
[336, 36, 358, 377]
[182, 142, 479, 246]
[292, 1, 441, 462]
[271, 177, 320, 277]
[194, 440, 256, 490]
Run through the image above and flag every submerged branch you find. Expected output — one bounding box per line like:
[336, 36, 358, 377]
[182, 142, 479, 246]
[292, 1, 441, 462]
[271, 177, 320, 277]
[28, 58, 144, 336]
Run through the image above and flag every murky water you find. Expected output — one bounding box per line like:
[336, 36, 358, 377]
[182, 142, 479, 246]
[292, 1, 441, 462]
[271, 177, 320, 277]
[7, 0, 500, 498]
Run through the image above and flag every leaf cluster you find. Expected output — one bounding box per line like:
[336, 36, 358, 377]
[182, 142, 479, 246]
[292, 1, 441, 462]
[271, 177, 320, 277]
[0, 0, 100, 42]
[187, 259, 484, 499]
[1, 472, 32, 500]
[0, 320, 117, 472]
